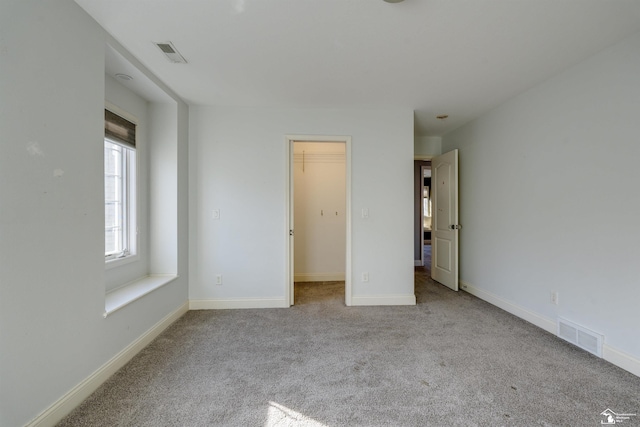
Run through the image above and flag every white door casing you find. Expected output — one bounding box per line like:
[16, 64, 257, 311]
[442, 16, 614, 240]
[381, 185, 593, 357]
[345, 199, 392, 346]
[288, 141, 295, 304]
[285, 135, 352, 306]
[432, 149, 459, 291]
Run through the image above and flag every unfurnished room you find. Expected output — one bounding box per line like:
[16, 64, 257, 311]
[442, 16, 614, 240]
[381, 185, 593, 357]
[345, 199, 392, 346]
[2, 1, 640, 426]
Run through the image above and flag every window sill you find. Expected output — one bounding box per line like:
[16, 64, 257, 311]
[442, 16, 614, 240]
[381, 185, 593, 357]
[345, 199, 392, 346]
[105, 254, 140, 270]
[104, 274, 178, 317]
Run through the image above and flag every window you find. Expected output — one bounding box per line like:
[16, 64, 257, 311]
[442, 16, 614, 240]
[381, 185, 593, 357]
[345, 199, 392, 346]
[104, 109, 137, 262]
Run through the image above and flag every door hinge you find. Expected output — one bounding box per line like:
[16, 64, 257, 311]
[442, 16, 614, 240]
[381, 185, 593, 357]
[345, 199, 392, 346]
[289, 230, 294, 236]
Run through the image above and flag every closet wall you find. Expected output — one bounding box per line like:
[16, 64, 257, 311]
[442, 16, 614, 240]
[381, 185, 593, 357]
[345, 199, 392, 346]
[293, 142, 346, 282]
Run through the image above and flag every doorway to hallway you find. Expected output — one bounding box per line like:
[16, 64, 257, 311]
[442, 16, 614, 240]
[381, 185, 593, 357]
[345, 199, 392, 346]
[414, 160, 432, 271]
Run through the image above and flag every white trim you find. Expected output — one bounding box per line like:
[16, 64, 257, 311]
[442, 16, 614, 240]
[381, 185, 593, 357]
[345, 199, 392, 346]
[294, 273, 346, 282]
[350, 294, 416, 306]
[104, 275, 179, 317]
[603, 345, 640, 377]
[459, 280, 556, 334]
[104, 132, 138, 268]
[414, 260, 423, 266]
[189, 298, 288, 310]
[105, 253, 140, 270]
[286, 138, 293, 306]
[285, 134, 352, 307]
[414, 155, 433, 161]
[344, 139, 352, 307]
[26, 301, 188, 427]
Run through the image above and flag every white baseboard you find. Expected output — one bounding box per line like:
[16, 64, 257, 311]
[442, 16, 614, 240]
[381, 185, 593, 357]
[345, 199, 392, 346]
[189, 298, 288, 310]
[603, 344, 640, 377]
[460, 280, 640, 378]
[351, 294, 416, 306]
[27, 301, 189, 427]
[460, 280, 556, 334]
[414, 260, 423, 267]
[294, 273, 345, 282]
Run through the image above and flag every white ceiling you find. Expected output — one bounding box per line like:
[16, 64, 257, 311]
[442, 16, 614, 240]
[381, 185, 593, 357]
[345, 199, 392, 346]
[76, 0, 640, 136]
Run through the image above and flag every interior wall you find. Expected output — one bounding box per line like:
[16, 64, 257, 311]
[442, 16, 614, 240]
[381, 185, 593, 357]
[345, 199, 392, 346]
[293, 142, 346, 282]
[442, 31, 640, 372]
[0, 2, 189, 426]
[149, 102, 178, 274]
[189, 106, 415, 306]
[414, 136, 442, 158]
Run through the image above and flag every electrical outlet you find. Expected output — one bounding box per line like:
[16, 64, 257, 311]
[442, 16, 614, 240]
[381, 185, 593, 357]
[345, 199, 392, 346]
[551, 291, 558, 305]
[216, 274, 223, 285]
[361, 208, 369, 219]
[362, 272, 369, 282]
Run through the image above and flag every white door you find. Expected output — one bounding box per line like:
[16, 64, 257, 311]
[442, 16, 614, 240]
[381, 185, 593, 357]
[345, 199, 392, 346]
[432, 149, 459, 291]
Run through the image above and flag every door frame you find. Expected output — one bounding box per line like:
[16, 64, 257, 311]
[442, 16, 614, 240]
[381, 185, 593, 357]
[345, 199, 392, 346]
[285, 134, 352, 306]
[420, 163, 431, 267]
[414, 155, 432, 268]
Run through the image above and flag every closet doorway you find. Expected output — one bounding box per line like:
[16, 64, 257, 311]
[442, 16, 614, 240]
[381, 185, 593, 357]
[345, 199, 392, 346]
[285, 135, 352, 306]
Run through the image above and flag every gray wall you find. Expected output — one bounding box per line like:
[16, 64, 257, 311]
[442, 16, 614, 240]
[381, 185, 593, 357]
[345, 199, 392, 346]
[189, 106, 416, 306]
[442, 31, 640, 370]
[414, 136, 442, 157]
[0, 1, 189, 425]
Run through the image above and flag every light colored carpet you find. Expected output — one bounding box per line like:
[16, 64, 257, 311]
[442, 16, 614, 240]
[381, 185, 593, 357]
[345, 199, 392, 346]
[57, 272, 639, 426]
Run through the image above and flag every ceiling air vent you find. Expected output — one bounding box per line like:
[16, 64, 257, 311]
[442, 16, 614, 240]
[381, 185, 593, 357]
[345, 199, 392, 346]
[154, 41, 187, 64]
